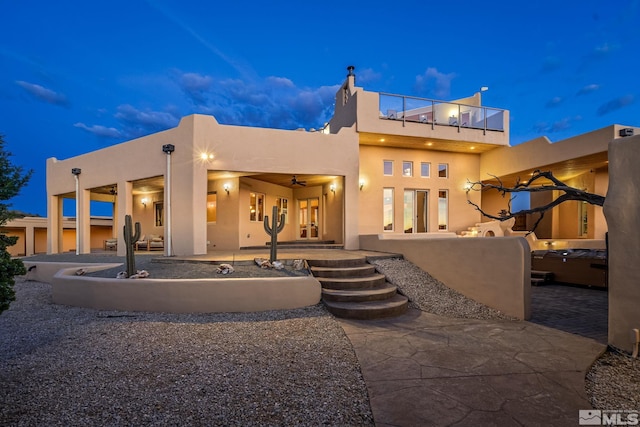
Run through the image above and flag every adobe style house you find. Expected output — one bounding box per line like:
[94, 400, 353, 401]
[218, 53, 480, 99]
[44, 68, 637, 257]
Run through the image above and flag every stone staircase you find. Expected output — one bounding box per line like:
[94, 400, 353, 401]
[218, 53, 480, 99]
[531, 270, 554, 286]
[308, 257, 408, 320]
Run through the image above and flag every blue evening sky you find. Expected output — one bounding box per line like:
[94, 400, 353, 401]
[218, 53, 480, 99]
[1, 0, 638, 217]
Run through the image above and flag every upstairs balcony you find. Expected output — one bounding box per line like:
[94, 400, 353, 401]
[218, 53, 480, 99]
[380, 93, 505, 132]
[353, 89, 510, 153]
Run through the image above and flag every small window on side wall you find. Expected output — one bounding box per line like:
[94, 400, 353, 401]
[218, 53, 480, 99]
[250, 192, 265, 222]
[154, 202, 164, 227]
[207, 192, 217, 223]
[383, 160, 393, 176]
[438, 163, 448, 178]
[402, 161, 413, 177]
[276, 197, 288, 224]
[421, 162, 430, 178]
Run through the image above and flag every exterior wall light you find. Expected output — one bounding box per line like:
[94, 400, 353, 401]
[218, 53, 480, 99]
[359, 180, 365, 191]
[200, 152, 214, 160]
[223, 183, 230, 195]
[330, 184, 336, 194]
[71, 168, 81, 175]
[162, 144, 175, 154]
[141, 197, 148, 207]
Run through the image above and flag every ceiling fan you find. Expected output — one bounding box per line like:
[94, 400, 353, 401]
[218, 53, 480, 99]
[291, 175, 306, 186]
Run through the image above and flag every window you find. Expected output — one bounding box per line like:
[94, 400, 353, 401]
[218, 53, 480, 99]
[154, 202, 164, 227]
[383, 160, 393, 176]
[438, 163, 448, 178]
[402, 161, 413, 177]
[207, 192, 217, 223]
[579, 201, 588, 237]
[403, 190, 414, 233]
[249, 192, 265, 222]
[421, 162, 431, 178]
[383, 188, 394, 231]
[438, 190, 448, 230]
[276, 197, 288, 223]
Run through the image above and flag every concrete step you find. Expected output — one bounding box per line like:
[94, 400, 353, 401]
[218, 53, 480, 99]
[311, 264, 376, 278]
[307, 258, 368, 268]
[531, 270, 554, 286]
[317, 274, 387, 290]
[323, 294, 409, 320]
[532, 269, 554, 278]
[322, 282, 399, 302]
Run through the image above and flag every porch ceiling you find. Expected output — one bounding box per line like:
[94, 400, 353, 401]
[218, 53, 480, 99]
[358, 132, 499, 154]
[208, 172, 339, 188]
[482, 152, 609, 187]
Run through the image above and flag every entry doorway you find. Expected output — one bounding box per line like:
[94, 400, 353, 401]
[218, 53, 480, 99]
[299, 198, 319, 239]
[404, 190, 428, 233]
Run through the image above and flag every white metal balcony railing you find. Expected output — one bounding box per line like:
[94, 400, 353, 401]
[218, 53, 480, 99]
[379, 93, 505, 132]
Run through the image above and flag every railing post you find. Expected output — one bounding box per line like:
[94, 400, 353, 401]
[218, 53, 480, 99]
[402, 96, 406, 127]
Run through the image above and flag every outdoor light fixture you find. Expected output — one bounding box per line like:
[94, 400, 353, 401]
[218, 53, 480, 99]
[330, 184, 336, 194]
[162, 144, 175, 154]
[359, 180, 365, 191]
[200, 152, 214, 161]
[71, 168, 81, 175]
[223, 183, 230, 194]
[141, 197, 148, 207]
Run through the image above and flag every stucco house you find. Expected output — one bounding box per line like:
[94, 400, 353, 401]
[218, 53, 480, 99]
[43, 68, 637, 257]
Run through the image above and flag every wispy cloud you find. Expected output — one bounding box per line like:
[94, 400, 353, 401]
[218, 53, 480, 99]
[15, 80, 68, 107]
[576, 84, 600, 96]
[114, 104, 181, 137]
[147, 0, 257, 82]
[414, 68, 456, 99]
[533, 115, 583, 134]
[545, 96, 564, 108]
[354, 68, 382, 85]
[596, 95, 635, 116]
[73, 123, 122, 139]
[179, 72, 213, 104]
[174, 71, 338, 130]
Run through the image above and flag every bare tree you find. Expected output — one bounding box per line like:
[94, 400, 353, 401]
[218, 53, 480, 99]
[465, 170, 605, 233]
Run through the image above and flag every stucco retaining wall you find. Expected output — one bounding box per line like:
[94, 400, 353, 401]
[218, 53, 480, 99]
[360, 234, 531, 319]
[22, 262, 321, 313]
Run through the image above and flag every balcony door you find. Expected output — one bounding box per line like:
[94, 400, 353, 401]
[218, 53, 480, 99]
[299, 198, 319, 239]
[404, 190, 428, 233]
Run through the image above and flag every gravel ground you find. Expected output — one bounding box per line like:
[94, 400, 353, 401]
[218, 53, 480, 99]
[371, 257, 514, 320]
[5, 254, 638, 421]
[0, 279, 374, 426]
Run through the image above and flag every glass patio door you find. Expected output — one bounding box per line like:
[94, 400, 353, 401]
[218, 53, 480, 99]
[404, 190, 428, 233]
[299, 198, 319, 239]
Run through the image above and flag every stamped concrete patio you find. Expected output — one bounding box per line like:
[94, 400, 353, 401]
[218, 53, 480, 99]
[339, 309, 605, 426]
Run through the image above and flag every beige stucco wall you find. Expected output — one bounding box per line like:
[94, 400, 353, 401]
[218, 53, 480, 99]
[358, 145, 482, 235]
[360, 234, 531, 319]
[22, 261, 321, 313]
[603, 134, 640, 353]
[346, 83, 510, 147]
[47, 114, 360, 256]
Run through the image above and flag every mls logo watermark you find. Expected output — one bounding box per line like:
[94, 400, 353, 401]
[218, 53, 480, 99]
[579, 410, 639, 425]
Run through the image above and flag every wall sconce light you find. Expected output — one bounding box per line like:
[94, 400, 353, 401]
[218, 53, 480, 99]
[223, 183, 230, 195]
[141, 197, 148, 207]
[330, 184, 336, 194]
[200, 152, 214, 161]
[359, 180, 365, 191]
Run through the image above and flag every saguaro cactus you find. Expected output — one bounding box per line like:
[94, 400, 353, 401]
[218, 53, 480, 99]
[123, 214, 141, 277]
[264, 206, 285, 262]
